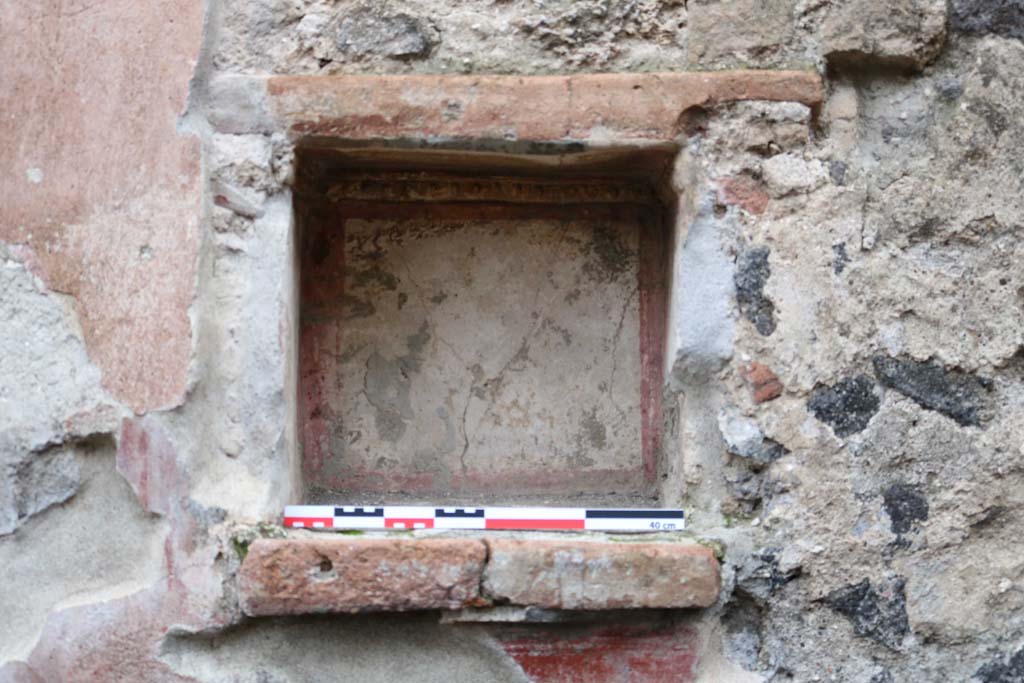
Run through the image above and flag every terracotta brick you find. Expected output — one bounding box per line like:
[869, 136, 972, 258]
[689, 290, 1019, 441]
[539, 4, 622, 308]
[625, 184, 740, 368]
[743, 361, 784, 403]
[265, 70, 823, 142]
[718, 175, 771, 215]
[238, 537, 487, 616]
[482, 539, 721, 610]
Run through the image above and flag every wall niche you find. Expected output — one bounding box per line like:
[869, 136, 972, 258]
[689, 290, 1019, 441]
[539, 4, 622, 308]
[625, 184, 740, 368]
[297, 143, 677, 506]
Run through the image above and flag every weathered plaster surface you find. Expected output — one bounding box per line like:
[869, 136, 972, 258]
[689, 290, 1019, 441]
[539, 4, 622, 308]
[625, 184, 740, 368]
[5, 0, 1024, 680]
[0, 444, 166, 662]
[161, 614, 529, 683]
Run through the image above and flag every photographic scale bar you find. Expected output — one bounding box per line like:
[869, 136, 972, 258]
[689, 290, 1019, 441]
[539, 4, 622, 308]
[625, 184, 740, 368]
[283, 506, 685, 532]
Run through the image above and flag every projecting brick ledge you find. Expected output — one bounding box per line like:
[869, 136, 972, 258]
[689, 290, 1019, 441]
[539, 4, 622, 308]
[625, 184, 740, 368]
[238, 537, 488, 615]
[237, 536, 721, 616]
[483, 539, 721, 610]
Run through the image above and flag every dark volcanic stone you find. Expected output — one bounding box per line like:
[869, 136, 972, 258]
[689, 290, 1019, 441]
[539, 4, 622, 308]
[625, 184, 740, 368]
[976, 647, 1024, 682]
[872, 355, 989, 427]
[735, 549, 801, 600]
[936, 78, 965, 102]
[951, 0, 1024, 41]
[734, 247, 776, 336]
[882, 483, 929, 539]
[746, 438, 789, 465]
[826, 578, 910, 651]
[832, 242, 849, 274]
[808, 375, 880, 437]
[829, 161, 847, 186]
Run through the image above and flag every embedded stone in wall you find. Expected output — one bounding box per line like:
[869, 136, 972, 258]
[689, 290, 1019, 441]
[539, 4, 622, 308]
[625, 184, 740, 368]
[821, 0, 947, 71]
[686, 0, 795, 67]
[335, 7, 439, 60]
[975, 646, 1024, 682]
[718, 410, 789, 465]
[826, 577, 910, 651]
[734, 247, 776, 336]
[882, 483, 929, 545]
[951, 0, 1024, 40]
[718, 176, 770, 215]
[761, 154, 827, 198]
[872, 355, 991, 427]
[742, 362, 784, 403]
[516, 1, 688, 69]
[807, 375, 880, 437]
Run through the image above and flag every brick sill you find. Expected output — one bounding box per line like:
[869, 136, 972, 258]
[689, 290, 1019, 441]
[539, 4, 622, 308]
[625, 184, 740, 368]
[237, 531, 721, 616]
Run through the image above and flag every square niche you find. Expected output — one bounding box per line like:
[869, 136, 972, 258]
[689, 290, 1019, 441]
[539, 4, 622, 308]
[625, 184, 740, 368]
[297, 144, 676, 505]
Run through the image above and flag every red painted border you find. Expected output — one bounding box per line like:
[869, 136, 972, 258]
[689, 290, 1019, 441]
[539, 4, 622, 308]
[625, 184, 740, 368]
[298, 205, 347, 486]
[638, 213, 667, 486]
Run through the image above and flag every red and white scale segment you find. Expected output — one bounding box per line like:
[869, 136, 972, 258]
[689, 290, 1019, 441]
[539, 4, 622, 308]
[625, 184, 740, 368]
[284, 506, 685, 532]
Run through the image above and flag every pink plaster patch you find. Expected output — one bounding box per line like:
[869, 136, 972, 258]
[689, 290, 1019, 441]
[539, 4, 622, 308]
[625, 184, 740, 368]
[0, 0, 204, 414]
[117, 417, 181, 517]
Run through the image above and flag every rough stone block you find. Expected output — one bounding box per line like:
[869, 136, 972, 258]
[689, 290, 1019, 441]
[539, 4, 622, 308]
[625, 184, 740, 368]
[821, 0, 946, 71]
[482, 539, 721, 610]
[335, 7, 439, 60]
[762, 153, 828, 197]
[951, 0, 1024, 40]
[687, 0, 796, 67]
[238, 537, 488, 615]
[734, 247, 776, 336]
[718, 409, 789, 465]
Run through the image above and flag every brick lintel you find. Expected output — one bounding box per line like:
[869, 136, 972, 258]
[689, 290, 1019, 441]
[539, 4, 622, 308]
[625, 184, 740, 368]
[210, 70, 823, 142]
